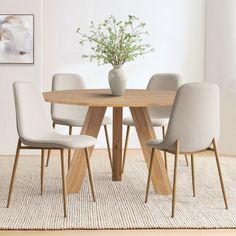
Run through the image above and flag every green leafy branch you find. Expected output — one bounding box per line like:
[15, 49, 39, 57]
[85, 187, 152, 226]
[77, 15, 154, 66]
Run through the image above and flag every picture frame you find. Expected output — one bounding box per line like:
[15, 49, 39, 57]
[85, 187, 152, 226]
[0, 14, 34, 64]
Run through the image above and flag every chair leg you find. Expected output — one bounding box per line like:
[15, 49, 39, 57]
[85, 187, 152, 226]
[163, 151, 168, 171]
[162, 126, 168, 171]
[7, 139, 21, 208]
[45, 150, 51, 167]
[84, 148, 96, 202]
[40, 149, 45, 195]
[68, 126, 72, 170]
[45, 122, 55, 167]
[145, 148, 155, 203]
[104, 125, 112, 168]
[122, 125, 130, 174]
[171, 140, 179, 218]
[185, 155, 189, 166]
[60, 149, 67, 218]
[212, 139, 228, 209]
[191, 154, 195, 197]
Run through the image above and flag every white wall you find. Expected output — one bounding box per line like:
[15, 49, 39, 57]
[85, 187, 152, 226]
[0, 0, 205, 154]
[0, 0, 42, 154]
[42, 0, 206, 148]
[2, 0, 235, 155]
[206, 0, 236, 155]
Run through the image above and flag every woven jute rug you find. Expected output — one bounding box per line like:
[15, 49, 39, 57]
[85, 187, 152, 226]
[0, 152, 236, 230]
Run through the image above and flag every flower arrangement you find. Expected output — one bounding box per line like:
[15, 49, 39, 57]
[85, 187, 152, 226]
[76, 15, 154, 66]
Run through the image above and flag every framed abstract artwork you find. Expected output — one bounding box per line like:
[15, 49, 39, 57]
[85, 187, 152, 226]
[0, 14, 34, 64]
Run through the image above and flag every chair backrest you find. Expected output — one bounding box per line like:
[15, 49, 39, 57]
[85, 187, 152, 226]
[13, 81, 53, 141]
[147, 73, 181, 118]
[51, 73, 88, 121]
[163, 83, 220, 153]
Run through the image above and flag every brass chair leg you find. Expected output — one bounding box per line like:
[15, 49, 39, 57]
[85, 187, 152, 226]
[40, 149, 45, 195]
[45, 150, 51, 167]
[45, 122, 55, 167]
[104, 125, 112, 168]
[60, 149, 67, 218]
[145, 148, 155, 203]
[212, 139, 228, 209]
[162, 126, 168, 171]
[171, 140, 179, 218]
[191, 154, 195, 197]
[68, 126, 72, 170]
[185, 155, 189, 166]
[7, 139, 21, 208]
[122, 125, 130, 174]
[163, 151, 168, 172]
[84, 148, 96, 202]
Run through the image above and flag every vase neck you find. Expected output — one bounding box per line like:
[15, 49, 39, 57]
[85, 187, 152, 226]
[113, 65, 123, 69]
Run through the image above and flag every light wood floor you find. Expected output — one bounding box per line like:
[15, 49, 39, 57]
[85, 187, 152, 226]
[0, 149, 235, 236]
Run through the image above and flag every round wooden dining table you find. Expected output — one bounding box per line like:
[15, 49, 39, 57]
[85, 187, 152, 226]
[43, 89, 176, 195]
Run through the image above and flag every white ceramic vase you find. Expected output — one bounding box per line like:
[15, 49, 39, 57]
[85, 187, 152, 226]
[108, 65, 127, 96]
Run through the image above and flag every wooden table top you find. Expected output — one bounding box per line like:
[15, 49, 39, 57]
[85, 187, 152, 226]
[43, 89, 176, 107]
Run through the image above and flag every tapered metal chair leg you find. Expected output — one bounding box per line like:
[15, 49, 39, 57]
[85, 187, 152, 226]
[212, 139, 228, 209]
[7, 139, 21, 208]
[171, 140, 179, 218]
[45, 122, 55, 167]
[60, 149, 67, 218]
[68, 126, 72, 170]
[85, 148, 96, 202]
[122, 125, 130, 174]
[164, 151, 168, 172]
[45, 150, 51, 167]
[104, 125, 112, 168]
[40, 149, 45, 195]
[145, 148, 155, 203]
[191, 154, 195, 197]
[162, 126, 168, 171]
[185, 155, 189, 166]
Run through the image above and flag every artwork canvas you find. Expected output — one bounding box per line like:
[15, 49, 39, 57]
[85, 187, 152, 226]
[0, 14, 34, 64]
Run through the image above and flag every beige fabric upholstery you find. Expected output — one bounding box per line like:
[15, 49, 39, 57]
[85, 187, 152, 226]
[123, 117, 169, 127]
[13, 81, 97, 149]
[52, 115, 111, 127]
[147, 73, 181, 119]
[147, 83, 220, 153]
[51, 73, 111, 126]
[123, 73, 181, 127]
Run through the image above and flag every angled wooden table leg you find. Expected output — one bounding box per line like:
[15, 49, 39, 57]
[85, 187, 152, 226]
[130, 107, 172, 195]
[66, 106, 106, 194]
[112, 107, 123, 181]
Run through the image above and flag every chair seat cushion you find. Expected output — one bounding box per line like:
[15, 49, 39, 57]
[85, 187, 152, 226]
[122, 117, 169, 127]
[21, 132, 97, 149]
[146, 139, 165, 149]
[52, 115, 111, 127]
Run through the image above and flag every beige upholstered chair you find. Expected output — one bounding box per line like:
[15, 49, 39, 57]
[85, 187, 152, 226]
[46, 73, 112, 168]
[145, 83, 228, 217]
[8, 81, 97, 217]
[122, 73, 187, 173]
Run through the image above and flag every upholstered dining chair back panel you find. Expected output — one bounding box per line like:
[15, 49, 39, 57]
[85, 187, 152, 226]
[13, 82, 53, 142]
[163, 83, 220, 153]
[147, 73, 181, 119]
[51, 73, 88, 121]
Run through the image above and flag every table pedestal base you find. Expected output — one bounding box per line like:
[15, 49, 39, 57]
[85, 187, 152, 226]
[66, 106, 172, 195]
[112, 107, 123, 181]
[66, 107, 106, 194]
